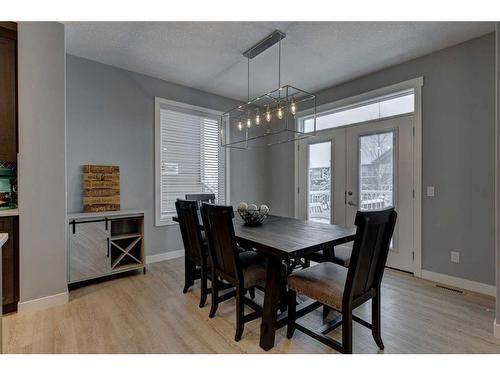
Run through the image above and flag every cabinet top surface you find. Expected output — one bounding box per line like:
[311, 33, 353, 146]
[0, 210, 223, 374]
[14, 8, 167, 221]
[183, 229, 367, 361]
[67, 209, 144, 221]
[0, 209, 19, 217]
[0, 233, 8, 248]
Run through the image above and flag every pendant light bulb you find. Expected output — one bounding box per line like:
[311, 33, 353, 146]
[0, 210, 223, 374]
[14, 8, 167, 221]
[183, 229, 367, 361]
[277, 106, 283, 120]
[290, 100, 296, 115]
[247, 118, 251, 128]
[266, 107, 271, 122]
[255, 112, 260, 125]
[238, 119, 243, 131]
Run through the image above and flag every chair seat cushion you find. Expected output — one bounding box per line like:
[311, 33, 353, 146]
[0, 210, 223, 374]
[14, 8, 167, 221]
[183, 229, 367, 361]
[239, 251, 267, 288]
[288, 262, 347, 311]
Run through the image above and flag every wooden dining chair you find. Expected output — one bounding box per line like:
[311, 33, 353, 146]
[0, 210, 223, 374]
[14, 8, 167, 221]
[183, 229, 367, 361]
[175, 199, 211, 308]
[185, 193, 216, 208]
[200, 202, 267, 341]
[286, 208, 397, 354]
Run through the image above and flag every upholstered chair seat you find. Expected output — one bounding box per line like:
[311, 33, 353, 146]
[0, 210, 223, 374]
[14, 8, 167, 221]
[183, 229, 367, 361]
[288, 262, 347, 311]
[239, 251, 267, 288]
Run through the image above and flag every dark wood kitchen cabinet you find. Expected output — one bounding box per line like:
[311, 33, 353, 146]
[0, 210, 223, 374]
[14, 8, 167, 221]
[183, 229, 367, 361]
[0, 23, 18, 162]
[0, 216, 18, 314]
[0, 23, 19, 314]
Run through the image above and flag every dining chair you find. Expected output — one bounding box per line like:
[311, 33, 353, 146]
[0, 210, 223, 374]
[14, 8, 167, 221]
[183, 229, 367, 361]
[286, 208, 397, 354]
[185, 193, 216, 208]
[200, 202, 267, 341]
[175, 199, 211, 308]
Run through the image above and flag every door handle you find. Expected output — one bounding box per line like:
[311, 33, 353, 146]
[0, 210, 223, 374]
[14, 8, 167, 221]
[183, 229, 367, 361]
[347, 191, 356, 206]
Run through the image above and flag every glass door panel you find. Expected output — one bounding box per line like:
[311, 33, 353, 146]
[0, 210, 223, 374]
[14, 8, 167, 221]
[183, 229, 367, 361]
[298, 129, 345, 224]
[307, 142, 332, 223]
[359, 131, 395, 211]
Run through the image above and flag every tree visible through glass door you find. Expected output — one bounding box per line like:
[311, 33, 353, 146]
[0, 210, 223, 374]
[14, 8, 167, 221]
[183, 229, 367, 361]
[359, 131, 394, 211]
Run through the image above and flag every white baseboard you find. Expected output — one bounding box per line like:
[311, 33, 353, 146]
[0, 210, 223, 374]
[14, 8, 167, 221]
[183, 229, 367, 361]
[146, 249, 184, 264]
[420, 270, 496, 296]
[494, 320, 500, 339]
[18, 291, 69, 313]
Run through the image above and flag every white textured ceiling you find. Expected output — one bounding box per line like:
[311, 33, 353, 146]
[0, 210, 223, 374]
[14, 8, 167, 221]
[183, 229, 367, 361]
[65, 22, 494, 101]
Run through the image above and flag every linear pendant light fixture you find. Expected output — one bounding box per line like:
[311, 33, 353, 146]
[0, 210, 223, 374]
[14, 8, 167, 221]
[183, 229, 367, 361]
[220, 30, 316, 149]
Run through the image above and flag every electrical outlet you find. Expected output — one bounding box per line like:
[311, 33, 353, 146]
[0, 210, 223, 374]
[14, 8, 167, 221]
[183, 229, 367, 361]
[426, 186, 435, 197]
[451, 251, 460, 264]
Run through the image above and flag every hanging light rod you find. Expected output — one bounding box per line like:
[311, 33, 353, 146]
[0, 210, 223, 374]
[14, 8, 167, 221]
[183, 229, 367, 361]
[242, 30, 286, 59]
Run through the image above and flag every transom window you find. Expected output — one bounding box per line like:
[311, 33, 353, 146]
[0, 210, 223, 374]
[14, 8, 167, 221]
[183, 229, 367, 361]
[301, 90, 414, 133]
[155, 98, 226, 225]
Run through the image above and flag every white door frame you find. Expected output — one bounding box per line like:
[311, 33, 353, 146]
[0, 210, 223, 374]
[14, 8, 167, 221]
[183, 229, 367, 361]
[294, 77, 424, 277]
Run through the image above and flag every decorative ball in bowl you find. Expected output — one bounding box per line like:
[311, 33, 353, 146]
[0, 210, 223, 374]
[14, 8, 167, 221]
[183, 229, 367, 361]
[237, 202, 270, 226]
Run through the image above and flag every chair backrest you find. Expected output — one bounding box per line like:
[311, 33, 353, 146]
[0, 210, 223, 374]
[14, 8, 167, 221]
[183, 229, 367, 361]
[185, 193, 216, 208]
[343, 208, 397, 304]
[200, 203, 240, 283]
[175, 199, 205, 263]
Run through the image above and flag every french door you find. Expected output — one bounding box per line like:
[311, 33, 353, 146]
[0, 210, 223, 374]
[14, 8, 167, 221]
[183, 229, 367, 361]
[297, 115, 414, 273]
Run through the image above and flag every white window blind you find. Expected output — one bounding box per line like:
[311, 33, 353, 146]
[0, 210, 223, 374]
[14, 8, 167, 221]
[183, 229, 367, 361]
[157, 101, 225, 223]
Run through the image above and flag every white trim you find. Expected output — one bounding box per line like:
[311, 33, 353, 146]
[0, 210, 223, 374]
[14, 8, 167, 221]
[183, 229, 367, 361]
[154, 96, 165, 226]
[225, 117, 231, 205]
[294, 77, 423, 276]
[18, 291, 69, 313]
[293, 141, 300, 219]
[146, 249, 184, 264]
[296, 77, 424, 120]
[420, 270, 496, 297]
[494, 320, 500, 339]
[154, 97, 227, 226]
[413, 82, 423, 277]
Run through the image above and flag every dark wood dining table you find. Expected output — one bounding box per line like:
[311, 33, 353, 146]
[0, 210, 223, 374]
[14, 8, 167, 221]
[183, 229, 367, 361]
[173, 213, 356, 351]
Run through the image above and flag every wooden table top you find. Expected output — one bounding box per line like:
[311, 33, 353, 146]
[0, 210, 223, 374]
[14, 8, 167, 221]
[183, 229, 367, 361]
[174, 213, 356, 261]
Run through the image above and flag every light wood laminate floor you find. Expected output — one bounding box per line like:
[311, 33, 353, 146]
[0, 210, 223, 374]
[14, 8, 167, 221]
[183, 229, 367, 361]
[2, 257, 500, 354]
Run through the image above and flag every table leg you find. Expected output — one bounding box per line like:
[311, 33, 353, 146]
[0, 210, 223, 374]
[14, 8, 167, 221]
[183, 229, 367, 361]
[322, 244, 335, 318]
[259, 256, 282, 351]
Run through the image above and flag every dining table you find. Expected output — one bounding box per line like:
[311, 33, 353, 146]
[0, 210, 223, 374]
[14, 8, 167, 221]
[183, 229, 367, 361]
[173, 213, 356, 351]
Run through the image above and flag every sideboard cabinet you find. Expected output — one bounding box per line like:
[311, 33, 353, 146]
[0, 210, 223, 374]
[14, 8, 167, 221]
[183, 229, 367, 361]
[67, 210, 145, 284]
[0, 216, 18, 314]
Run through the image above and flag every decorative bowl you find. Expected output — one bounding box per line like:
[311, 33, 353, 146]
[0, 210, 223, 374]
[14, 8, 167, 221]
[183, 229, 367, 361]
[237, 202, 269, 226]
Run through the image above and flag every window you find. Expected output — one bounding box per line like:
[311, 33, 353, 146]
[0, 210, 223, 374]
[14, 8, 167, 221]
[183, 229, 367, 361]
[301, 90, 414, 133]
[155, 98, 226, 225]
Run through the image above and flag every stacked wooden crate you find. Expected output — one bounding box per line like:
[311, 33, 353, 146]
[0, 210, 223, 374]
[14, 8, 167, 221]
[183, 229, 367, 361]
[83, 165, 120, 212]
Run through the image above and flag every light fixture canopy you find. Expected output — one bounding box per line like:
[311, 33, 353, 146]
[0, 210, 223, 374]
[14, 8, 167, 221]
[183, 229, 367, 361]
[220, 30, 316, 149]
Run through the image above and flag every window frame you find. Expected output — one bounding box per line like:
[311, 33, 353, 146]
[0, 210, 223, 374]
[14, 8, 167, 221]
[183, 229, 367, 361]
[298, 89, 415, 134]
[154, 97, 229, 226]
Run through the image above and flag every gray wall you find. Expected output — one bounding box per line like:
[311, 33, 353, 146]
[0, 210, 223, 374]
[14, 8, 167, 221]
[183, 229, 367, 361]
[495, 24, 500, 324]
[66, 33, 496, 287]
[18, 22, 68, 302]
[66, 55, 268, 256]
[269, 33, 496, 285]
